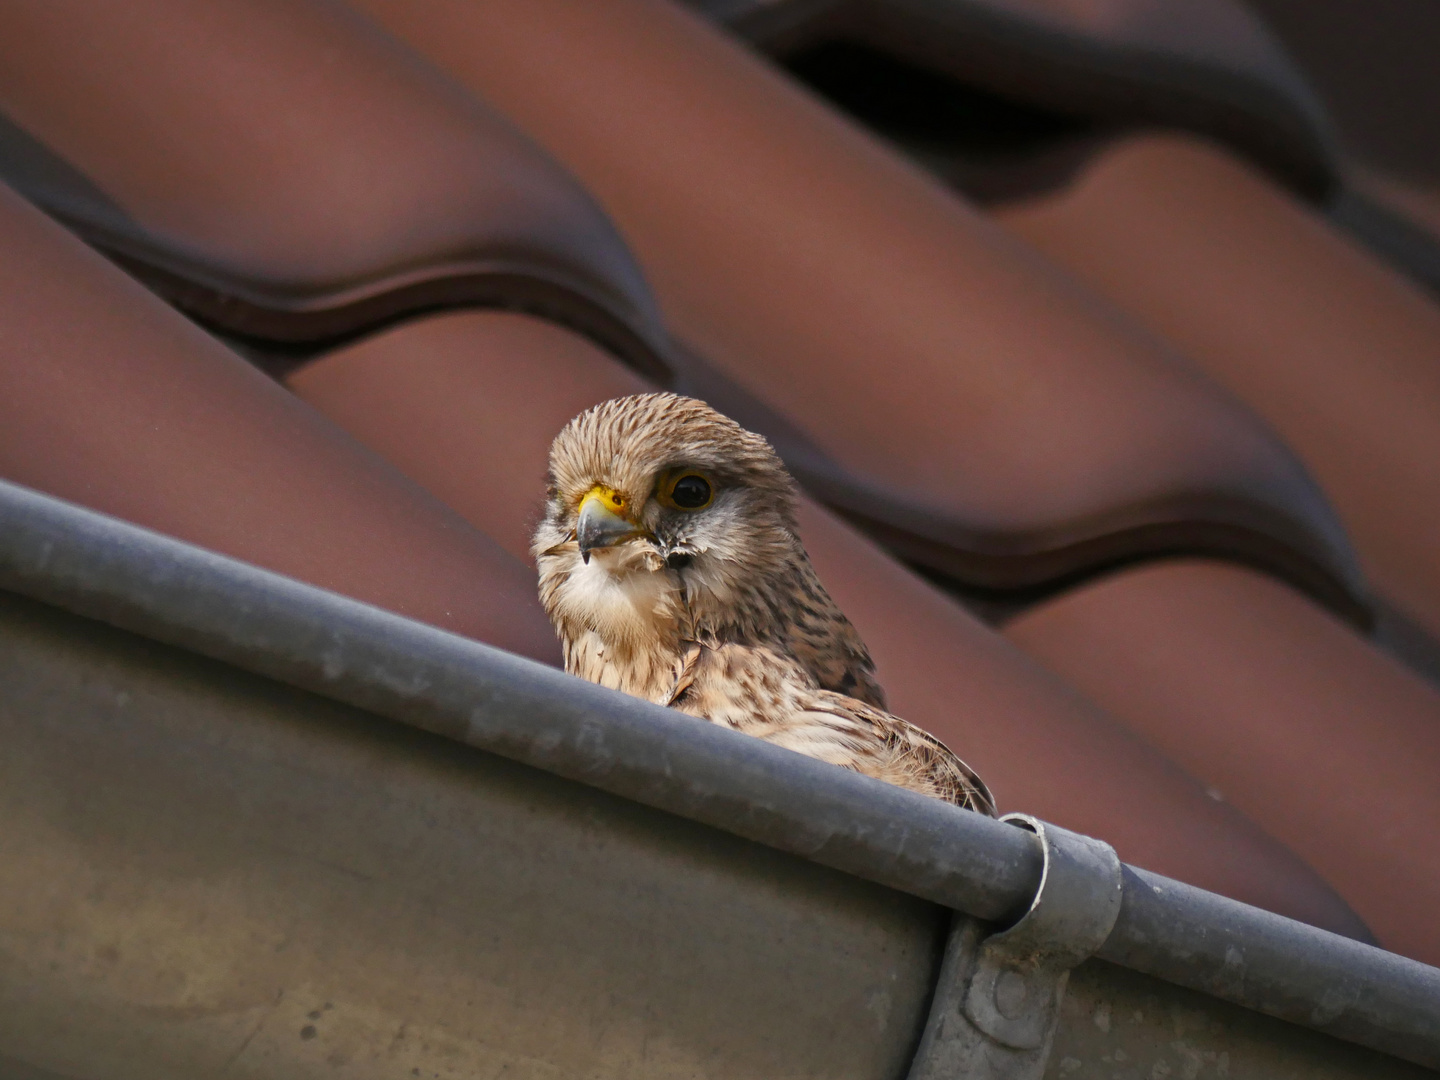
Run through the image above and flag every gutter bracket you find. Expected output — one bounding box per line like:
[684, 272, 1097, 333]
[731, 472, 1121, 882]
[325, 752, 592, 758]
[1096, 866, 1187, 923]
[907, 814, 1124, 1080]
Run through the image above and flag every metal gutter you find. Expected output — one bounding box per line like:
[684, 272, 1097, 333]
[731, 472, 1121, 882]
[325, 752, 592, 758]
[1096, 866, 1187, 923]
[0, 477, 1437, 1069]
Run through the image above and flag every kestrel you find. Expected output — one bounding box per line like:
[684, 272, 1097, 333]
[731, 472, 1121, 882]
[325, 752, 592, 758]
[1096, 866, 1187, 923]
[534, 392, 994, 813]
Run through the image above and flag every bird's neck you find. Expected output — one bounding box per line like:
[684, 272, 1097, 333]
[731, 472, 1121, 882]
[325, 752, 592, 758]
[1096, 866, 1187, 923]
[550, 558, 798, 705]
[675, 565, 795, 657]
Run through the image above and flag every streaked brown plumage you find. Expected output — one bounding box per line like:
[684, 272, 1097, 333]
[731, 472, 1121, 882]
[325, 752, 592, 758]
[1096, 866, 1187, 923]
[533, 392, 994, 813]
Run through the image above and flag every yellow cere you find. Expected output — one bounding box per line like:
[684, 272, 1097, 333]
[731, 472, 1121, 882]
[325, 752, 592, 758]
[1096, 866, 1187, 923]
[580, 485, 628, 516]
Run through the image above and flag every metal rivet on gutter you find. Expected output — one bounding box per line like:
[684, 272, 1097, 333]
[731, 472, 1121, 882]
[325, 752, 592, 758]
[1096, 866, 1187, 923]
[908, 815, 1124, 1080]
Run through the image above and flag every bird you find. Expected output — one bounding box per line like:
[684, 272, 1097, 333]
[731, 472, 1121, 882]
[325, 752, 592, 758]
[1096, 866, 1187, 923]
[533, 392, 994, 813]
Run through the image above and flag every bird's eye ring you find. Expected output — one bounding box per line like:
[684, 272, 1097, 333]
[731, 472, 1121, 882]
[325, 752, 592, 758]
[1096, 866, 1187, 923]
[660, 470, 714, 511]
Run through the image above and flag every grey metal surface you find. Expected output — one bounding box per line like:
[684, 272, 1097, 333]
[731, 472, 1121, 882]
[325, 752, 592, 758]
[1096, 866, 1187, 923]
[1106, 866, 1440, 1070]
[910, 818, 1123, 1079]
[0, 478, 1438, 1071]
[0, 480, 1042, 923]
[0, 589, 942, 1079]
[1, 576, 1426, 1080]
[1051, 960, 1437, 1079]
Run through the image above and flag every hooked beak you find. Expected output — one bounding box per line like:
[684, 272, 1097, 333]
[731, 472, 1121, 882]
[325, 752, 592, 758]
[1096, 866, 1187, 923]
[576, 487, 649, 563]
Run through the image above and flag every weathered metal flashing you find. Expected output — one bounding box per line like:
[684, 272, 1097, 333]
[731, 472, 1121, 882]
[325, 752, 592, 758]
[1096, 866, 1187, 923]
[0, 477, 1437, 1072]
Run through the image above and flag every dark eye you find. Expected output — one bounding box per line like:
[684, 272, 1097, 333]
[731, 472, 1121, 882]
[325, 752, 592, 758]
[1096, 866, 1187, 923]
[669, 473, 713, 510]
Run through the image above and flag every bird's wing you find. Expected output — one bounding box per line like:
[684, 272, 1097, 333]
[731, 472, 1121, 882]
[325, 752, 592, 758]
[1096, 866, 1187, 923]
[782, 560, 889, 710]
[669, 640, 993, 814]
[791, 691, 997, 815]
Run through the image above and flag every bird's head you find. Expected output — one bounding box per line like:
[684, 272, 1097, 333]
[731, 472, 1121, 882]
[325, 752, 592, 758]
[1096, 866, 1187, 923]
[533, 393, 802, 644]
